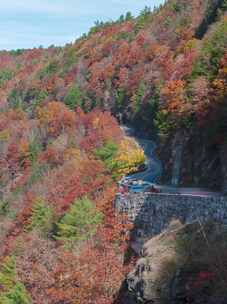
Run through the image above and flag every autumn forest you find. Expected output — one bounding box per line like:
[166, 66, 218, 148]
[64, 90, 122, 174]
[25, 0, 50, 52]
[1, 0, 227, 303]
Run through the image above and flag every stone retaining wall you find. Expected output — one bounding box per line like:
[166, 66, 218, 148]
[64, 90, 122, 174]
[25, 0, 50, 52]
[115, 193, 227, 237]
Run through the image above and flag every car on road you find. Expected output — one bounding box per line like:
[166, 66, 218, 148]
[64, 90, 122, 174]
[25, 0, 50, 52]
[119, 178, 160, 194]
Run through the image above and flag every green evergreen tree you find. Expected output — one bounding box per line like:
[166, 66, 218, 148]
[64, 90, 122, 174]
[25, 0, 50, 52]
[125, 11, 133, 21]
[135, 82, 146, 113]
[95, 141, 118, 163]
[0, 257, 32, 304]
[64, 86, 84, 110]
[95, 141, 119, 176]
[26, 198, 54, 237]
[0, 69, 14, 88]
[56, 198, 103, 246]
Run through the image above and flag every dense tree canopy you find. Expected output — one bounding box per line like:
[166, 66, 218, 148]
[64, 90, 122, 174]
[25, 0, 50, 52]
[1, 0, 227, 302]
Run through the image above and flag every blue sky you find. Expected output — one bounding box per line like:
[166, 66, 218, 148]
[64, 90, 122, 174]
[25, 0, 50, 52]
[0, 0, 165, 50]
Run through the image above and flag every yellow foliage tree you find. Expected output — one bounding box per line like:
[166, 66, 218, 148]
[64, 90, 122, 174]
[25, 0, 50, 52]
[113, 137, 146, 176]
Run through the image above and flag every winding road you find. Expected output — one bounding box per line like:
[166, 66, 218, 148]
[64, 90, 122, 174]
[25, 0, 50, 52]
[126, 138, 162, 183]
[121, 125, 162, 183]
[121, 125, 222, 197]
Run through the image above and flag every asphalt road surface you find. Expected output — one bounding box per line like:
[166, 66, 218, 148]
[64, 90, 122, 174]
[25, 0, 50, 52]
[121, 126, 222, 197]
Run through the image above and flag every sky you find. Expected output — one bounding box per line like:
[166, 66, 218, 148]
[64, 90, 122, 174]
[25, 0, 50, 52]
[0, 0, 165, 50]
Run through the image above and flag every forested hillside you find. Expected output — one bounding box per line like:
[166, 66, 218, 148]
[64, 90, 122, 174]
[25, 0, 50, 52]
[0, 102, 147, 303]
[1, 0, 227, 303]
[1, 0, 226, 125]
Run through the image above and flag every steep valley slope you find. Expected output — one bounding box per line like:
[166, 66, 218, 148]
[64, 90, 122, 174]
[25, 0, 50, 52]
[0, 0, 227, 303]
[0, 0, 227, 189]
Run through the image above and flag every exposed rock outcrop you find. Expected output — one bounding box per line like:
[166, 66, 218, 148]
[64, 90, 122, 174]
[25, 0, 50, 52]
[127, 221, 227, 304]
[171, 131, 185, 186]
[160, 130, 222, 189]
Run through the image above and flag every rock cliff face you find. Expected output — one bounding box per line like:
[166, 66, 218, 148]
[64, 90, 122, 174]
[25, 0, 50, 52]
[159, 130, 223, 190]
[126, 221, 227, 304]
[171, 131, 185, 186]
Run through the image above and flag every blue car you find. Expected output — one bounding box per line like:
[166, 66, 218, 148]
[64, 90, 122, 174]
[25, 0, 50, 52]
[129, 181, 155, 193]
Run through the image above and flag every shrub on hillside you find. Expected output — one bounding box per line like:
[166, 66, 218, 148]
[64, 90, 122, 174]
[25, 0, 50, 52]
[0, 69, 14, 88]
[39, 60, 58, 79]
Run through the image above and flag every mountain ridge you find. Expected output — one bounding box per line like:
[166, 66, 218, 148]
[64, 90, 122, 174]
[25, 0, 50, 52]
[1, 1, 227, 303]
